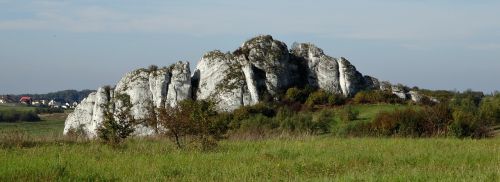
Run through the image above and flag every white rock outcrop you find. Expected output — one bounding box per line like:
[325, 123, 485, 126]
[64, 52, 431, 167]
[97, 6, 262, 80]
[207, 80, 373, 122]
[290, 43, 373, 97]
[63, 87, 112, 138]
[193, 51, 253, 111]
[64, 62, 191, 138]
[65, 35, 384, 137]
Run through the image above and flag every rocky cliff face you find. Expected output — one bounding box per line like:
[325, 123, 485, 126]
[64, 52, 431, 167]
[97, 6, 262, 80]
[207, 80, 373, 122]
[64, 62, 191, 137]
[63, 87, 112, 138]
[64, 35, 381, 137]
[289, 42, 378, 97]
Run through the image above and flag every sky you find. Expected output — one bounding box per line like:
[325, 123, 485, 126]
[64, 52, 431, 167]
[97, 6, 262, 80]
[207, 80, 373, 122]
[0, 0, 499, 94]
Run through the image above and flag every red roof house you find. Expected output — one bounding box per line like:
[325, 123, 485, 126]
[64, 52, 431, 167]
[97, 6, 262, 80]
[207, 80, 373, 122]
[19, 96, 32, 105]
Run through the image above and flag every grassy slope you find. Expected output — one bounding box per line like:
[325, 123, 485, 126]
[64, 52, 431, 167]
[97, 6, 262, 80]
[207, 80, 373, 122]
[349, 103, 412, 121]
[0, 137, 498, 181]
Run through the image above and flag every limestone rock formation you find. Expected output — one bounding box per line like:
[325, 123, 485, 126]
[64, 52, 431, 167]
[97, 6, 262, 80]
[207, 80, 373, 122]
[63, 87, 112, 138]
[290, 43, 376, 97]
[63, 62, 191, 137]
[290, 43, 341, 94]
[64, 35, 387, 137]
[192, 50, 253, 111]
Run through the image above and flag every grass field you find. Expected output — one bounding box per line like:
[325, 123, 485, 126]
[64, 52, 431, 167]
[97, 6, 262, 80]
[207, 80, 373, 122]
[0, 104, 36, 112]
[0, 119, 64, 137]
[0, 103, 67, 137]
[0, 104, 499, 181]
[346, 103, 412, 121]
[0, 137, 498, 181]
[0, 108, 66, 137]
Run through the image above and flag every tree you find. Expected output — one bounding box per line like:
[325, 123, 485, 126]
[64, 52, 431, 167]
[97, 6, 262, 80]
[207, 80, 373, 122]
[143, 102, 160, 134]
[97, 93, 136, 146]
[157, 100, 221, 150]
[189, 100, 219, 150]
[157, 104, 190, 149]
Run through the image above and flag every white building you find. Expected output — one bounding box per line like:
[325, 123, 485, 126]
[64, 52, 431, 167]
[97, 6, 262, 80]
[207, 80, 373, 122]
[48, 100, 61, 108]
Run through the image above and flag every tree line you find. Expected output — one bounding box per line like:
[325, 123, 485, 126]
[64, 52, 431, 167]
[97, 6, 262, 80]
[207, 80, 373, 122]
[7, 89, 95, 103]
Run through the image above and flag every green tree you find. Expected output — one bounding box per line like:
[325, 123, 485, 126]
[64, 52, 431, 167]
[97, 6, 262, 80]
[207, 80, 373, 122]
[97, 93, 136, 146]
[157, 100, 221, 150]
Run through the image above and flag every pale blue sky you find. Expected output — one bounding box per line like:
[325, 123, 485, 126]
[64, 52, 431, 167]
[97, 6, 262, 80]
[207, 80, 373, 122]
[0, 0, 499, 94]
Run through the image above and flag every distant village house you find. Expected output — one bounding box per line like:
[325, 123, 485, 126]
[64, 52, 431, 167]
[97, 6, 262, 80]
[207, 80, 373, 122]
[0, 95, 15, 104]
[32, 100, 48, 106]
[19, 96, 32, 105]
[48, 99, 62, 108]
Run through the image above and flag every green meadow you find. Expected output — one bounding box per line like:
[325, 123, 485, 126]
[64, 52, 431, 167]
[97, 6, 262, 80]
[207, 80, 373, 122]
[0, 104, 498, 181]
[0, 137, 498, 181]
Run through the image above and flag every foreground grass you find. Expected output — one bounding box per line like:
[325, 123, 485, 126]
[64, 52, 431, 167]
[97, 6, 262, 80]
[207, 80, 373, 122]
[1, 104, 498, 181]
[0, 137, 498, 181]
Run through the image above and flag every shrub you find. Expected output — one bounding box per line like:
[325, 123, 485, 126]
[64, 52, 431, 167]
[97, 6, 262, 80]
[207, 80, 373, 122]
[157, 104, 190, 148]
[210, 112, 232, 140]
[393, 109, 426, 136]
[421, 103, 453, 135]
[148, 65, 159, 72]
[278, 112, 312, 133]
[335, 120, 372, 137]
[158, 100, 221, 150]
[450, 109, 492, 138]
[285, 87, 307, 103]
[97, 93, 136, 146]
[478, 96, 500, 125]
[188, 100, 221, 150]
[418, 89, 455, 103]
[19, 112, 40, 122]
[305, 90, 329, 107]
[232, 102, 275, 121]
[65, 124, 88, 141]
[0, 110, 40, 122]
[327, 94, 345, 105]
[35, 107, 64, 114]
[1, 111, 20, 122]
[448, 95, 493, 138]
[369, 103, 487, 138]
[339, 105, 359, 122]
[371, 108, 425, 137]
[352, 91, 370, 104]
[370, 111, 398, 136]
[238, 114, 277, 135]
[310, 109, 334, 134]
[353, 90, 403, 104]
